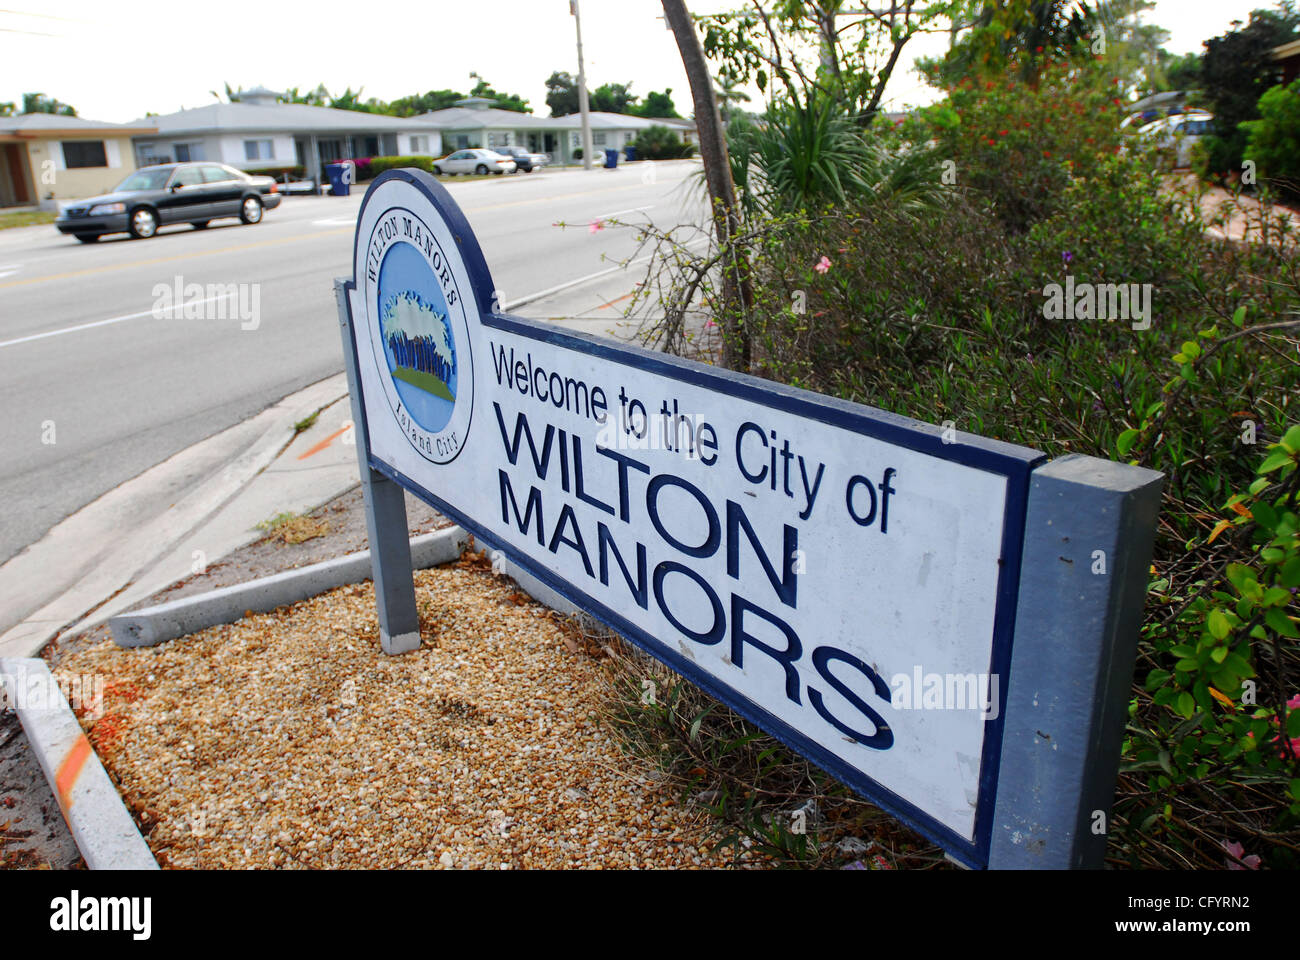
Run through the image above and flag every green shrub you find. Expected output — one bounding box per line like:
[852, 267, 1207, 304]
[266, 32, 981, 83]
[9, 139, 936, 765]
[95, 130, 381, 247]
[631, 125, 696, 160]
[922, 60, 1128, 232]
[366, 155, 437, 178]
[1242, 78, 1300, 198]
[629, 60, 1300, 869]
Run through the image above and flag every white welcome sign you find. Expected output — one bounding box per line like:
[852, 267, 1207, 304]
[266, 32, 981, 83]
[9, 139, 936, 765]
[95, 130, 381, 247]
[338, 170, 1163, 869]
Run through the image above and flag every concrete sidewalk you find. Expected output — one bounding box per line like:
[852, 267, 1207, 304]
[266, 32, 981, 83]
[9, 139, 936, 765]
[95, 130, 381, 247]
[0, 266, 653, 659]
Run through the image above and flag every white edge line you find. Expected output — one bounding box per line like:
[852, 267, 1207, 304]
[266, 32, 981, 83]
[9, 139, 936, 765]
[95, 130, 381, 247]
[592, 204, 655, 221]
[502, 236, 707, 312]
[0, 293, 235, 350]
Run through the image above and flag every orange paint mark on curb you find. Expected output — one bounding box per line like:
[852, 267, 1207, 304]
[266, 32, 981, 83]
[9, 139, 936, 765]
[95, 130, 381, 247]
[297, 426, 350, 460]
[56, 734, 92, 811]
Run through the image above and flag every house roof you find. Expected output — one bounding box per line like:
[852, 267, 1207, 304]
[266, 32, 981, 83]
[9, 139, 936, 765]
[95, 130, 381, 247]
[1272, 38, 1300, 60]
[417, 106, 561, 131]
[417, 107, 697, 133]
[0, 113, 157, 137]
[129, 101, 443, 137]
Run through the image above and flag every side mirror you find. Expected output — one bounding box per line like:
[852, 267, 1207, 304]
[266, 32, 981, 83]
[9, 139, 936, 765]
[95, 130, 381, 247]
[171, 182, 184, 192]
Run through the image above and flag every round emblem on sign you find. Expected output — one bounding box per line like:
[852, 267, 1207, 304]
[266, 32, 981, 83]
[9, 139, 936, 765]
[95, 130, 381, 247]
[363, 205, 474, 464]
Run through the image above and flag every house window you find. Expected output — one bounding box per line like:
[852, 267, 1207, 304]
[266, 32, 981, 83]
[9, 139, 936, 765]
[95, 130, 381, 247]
[244, 139, 273, 161]
[455, 134, 470, 149]
[173, 142, 204, 162]
[592, 132, 607, 146]
[410, 135, 428, 153]
[487, 132, 511, 149]
[61, 140, 107, 168]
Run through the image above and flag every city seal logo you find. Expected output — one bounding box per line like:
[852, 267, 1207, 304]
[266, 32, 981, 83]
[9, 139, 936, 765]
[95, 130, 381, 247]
[361, 204, 474, 464]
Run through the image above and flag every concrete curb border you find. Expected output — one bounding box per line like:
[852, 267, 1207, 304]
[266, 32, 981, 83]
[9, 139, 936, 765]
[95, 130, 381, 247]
[110, 526, 471, 648]
[0, 658, 158, 870]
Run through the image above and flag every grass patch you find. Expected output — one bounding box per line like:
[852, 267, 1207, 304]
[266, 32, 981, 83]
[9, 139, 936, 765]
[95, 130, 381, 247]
[391, 365, 454, 401]
[0, 210, 55, 230]
[292, 411, 320, 434]
[254, 511, 329, 545]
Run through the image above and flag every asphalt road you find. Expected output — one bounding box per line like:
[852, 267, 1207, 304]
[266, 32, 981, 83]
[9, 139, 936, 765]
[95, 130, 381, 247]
[0, 160, 704, 565]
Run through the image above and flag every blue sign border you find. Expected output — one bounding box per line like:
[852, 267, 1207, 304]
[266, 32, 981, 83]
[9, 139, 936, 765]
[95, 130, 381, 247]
[345, 169, 1048, 869]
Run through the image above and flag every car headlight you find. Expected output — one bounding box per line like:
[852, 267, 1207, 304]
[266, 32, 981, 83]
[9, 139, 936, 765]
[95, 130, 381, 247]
[89, 202, 125, 215]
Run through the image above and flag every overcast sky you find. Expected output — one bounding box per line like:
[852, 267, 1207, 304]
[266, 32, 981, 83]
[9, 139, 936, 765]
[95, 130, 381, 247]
[0, 1, 1284, 123]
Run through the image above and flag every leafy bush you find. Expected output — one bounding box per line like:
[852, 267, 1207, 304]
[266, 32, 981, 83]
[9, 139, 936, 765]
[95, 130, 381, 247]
[626, 60, 1300, 869]
[365, 155, 437, 178]
[349, 157, 374, 181]
[1242, 78, 1300, 198]
[631, 125, 696, 160]
[921, 60, 1128, 232]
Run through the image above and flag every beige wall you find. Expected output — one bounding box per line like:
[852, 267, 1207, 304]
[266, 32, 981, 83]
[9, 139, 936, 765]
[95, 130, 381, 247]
[23, 135, 139, 210]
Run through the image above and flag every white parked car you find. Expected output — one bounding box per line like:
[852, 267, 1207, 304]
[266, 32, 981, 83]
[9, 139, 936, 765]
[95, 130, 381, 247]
[1133, 112, 1215, 169]
[433, 149, 517, 176]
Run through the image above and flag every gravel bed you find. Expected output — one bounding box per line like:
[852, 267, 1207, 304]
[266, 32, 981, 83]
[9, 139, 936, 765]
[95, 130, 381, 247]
[57, 550, 727, 869]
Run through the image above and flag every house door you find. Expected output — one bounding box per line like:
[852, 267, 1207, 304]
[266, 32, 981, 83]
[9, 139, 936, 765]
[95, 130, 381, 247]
[2, 144, 31, 206]
[543, 133, 556, 153]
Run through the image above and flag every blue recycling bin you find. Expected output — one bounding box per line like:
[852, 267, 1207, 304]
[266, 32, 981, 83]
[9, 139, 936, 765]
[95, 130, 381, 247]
[624, 145, 637, 162]
[603, 148, 618, 169]
[325, 161, 352, 196]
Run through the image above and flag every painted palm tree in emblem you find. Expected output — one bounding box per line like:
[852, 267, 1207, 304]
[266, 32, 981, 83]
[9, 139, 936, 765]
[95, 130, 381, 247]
[381, 292, 456, 401]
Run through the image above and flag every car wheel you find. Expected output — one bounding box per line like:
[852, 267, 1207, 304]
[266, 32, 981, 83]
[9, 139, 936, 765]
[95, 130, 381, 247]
[475, 164, 488, 175]
[433, 165, 442, 175]
[76, 234, 101, 244]
[240, 196, 263, 224]
[192, 221, 210, 229]
[128, 207, 158, 239]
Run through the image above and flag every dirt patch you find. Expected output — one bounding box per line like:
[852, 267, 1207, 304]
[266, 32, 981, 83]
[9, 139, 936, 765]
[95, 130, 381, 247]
[0, 710, 83, 870]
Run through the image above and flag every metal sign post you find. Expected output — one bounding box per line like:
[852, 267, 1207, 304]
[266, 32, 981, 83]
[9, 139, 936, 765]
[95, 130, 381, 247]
[335, 169, 1163, 868]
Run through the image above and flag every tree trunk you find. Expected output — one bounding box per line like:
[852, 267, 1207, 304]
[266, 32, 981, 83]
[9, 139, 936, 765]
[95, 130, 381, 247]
[661, 0, 751, 371]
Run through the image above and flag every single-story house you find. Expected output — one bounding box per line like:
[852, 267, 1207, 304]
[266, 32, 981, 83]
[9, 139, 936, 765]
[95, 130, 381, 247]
[1, 113, 157, 211]
[1272, 38, 1300, 85]
[418, 97, 698, 163]
[128, 87, 443, 182]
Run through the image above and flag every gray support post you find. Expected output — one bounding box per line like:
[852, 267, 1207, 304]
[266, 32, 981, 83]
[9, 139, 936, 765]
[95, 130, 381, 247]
[334, 278, 422, 655]
[989, 454, 1164, 869]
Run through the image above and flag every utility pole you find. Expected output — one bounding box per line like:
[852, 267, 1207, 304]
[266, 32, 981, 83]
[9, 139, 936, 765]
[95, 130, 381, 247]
[571, 0, 594, 170]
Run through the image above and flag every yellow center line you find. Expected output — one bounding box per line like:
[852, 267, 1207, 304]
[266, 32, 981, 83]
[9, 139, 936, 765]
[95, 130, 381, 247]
[0, 227, 353, 290]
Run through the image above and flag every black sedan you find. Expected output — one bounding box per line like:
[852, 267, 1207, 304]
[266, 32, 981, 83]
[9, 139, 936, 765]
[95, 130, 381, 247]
[55, 162, 282, 243]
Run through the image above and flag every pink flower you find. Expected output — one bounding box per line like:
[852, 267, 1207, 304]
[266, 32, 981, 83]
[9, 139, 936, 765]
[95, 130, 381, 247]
[588, 219, 605, 234]
[1222, 840, 1261, 870]
[814, 256, 832, 274]
[704, 319, 717, 328]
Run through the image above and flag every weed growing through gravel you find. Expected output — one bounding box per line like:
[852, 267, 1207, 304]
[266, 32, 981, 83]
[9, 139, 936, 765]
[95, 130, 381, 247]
[595, 639, 951, 870]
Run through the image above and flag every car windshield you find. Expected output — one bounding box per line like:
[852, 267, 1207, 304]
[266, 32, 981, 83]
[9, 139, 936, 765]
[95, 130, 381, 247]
[115, 168, 173, 191]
